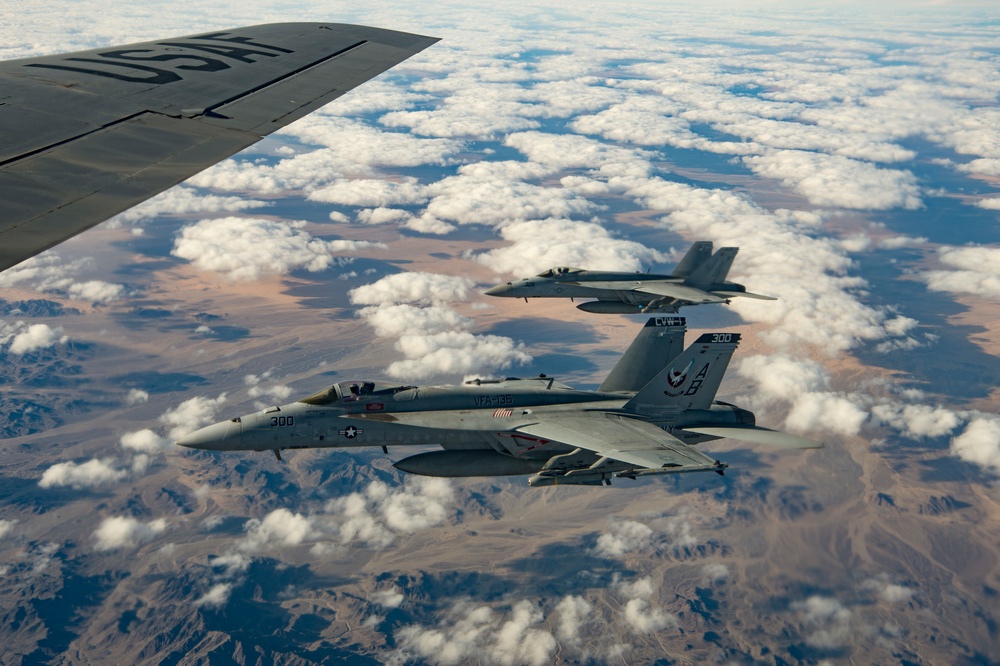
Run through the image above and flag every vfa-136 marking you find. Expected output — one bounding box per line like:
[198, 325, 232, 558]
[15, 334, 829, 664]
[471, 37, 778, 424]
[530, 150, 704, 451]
[178, 319, 822, 487]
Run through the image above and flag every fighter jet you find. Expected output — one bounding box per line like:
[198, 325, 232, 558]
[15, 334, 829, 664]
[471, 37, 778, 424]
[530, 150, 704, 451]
[177, 317, 820, 486]
[0, 23, 437, 272]
[484, 241, 776, 314]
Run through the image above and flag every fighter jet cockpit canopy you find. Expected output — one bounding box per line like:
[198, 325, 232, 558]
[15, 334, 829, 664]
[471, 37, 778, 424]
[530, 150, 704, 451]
[536, 267, 584, 278]
[299, 381, 417, 406]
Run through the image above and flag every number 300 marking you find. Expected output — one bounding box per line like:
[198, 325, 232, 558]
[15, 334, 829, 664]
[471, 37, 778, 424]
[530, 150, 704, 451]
[711, 334, 732, 343]
[270, 416, 294, 427]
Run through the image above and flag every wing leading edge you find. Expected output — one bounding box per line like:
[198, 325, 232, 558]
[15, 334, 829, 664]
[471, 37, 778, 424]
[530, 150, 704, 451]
[517, 413, 725, 485]
[0, 23, 438, 271]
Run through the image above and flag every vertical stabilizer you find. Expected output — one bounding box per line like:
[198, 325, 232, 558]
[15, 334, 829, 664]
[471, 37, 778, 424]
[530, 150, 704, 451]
[687, 247, 738, 288]
[599, 317, 687, 392]
[671, 241, 714, 278]
[623, 332, 741, 412]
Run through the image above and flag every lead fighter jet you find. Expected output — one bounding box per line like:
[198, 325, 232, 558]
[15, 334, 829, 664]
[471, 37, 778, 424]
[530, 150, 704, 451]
[177, 318, 820, 486]
[0, 23, 437, 272]
[484, 241, 776, 314]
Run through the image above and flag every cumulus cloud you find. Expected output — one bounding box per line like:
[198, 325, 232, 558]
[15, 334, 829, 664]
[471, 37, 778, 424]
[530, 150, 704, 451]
[863, 576, 915, 604]
[594, 520, 654, 558]
[92, 516, 167, 551]
[350, 272, 529, 379]
[244, 373, 293, 404]
[870, 403, 962, 440]
[923, 245, 1000, 299]
[108, 186, 271, 224]
[0, 252, 126, 304]
[393, 600, 556, 666]
[3, 322, 68, 355]
[951, 416, 1000, 473]
[158, 394, 227, 441]
[349, 272, 473, 306]
[120, 429, 173, 455]
[421, 161, 596, 229]
[741, 150, 921, 210]
[38, 459, 127, 489]
[615, 576, 675, 634]
[189, 117, 460, 194]
[194, 583, 233, 609]
[474, 218, 666, 276]
[388, 331, 530, 380]
[125, 389, 149, 406]
[0, 519, 15, 539]
[308, 177, 427, 207]
[328, 478, 454, 548]
[172, 217, 384, 281]
[791, 595, 852, 648]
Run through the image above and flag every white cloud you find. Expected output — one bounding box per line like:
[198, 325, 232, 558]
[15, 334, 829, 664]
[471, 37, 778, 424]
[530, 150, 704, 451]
[0, 519, 15, 539]
[741, 150, 921, 210]
[244, 373, 293, 403]
[120, 429, 172, 455]
[240, 508, 317, 552]
[594, 520, 653, 558]
[474, 218, 665, 276]
[38, 459, 127, 489]
[388, 331, 530, 380]
[702, 563, 730, 583]
[158, 394, 227, 441]
[125, 389, 149, 406]
[792, 595, 852, 648]
[172, 217, 384, 281]
[350, 272, 529, 379]
[554, 596, 592, 647]
[92, 516, 167, 551]
[328, 478, 454, 548]
[869, 403, 962, 440]
[951, 416, 1000, 473]
[421, 161, 596, 229]
[349, 272, 473, 306]
[615, 576, 675, 634]
[0, 252, 125, 304]
[393, 600, 556, 666]
[308, 178, 427, 207]
[371, 587, 405, 609]
[923, 245, 1000, 299]
[109, 186, 271, 224]
[4, 323, 67, 355]
[194, 583, 233, 609]
[356, 207, 414, 226]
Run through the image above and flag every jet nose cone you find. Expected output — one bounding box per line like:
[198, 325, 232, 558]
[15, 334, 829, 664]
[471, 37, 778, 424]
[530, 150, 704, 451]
[485, 283, 513, 297]
[175, 420, 242, 450]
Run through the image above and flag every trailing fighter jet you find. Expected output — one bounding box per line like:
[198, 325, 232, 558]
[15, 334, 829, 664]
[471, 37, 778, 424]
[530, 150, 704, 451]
[0, 23, 437, 272]
[484, 241, 776, 314]
[177, 317, 820, 486]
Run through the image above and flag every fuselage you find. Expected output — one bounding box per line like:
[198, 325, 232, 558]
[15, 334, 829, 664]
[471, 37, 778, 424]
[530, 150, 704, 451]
[176, 377, 754, 460]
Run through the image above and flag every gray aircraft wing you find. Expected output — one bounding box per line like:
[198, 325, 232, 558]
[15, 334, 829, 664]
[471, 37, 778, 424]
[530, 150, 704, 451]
[562, 280, 727, 304]
[517, 413, 721, 473]
[0, 22, 437, 271]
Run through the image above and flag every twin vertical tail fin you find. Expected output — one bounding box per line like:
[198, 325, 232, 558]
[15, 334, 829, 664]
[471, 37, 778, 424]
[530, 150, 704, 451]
[687, 247, 738, 289]
[623, 332, 741, 412]
[671, 241, 714, 278]
[599, 317, 687, 393]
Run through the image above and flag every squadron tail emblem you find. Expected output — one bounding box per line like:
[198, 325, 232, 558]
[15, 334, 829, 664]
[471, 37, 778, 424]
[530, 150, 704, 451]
[664, 359, 695, 397]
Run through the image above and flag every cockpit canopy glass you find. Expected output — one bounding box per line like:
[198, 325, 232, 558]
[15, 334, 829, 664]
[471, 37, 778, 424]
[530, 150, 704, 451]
[536, 266, 583, 278]
[299, 381, 415, 406]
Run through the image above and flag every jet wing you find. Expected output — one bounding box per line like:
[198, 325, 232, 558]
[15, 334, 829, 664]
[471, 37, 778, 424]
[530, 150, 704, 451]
[712, 290, 778, 301]
[562, 280, 726, 304]
[517, 413, 722, 473]
[0, 23, 438, 271]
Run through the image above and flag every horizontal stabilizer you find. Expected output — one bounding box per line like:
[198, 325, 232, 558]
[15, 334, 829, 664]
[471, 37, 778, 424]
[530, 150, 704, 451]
[712, 290, 777, 301]
[679, 426, 822, 449]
